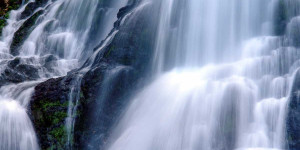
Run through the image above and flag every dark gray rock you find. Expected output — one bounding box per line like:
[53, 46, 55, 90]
[20, 0, 50, 19]
[10, 9, 44, 56]
[29, 0, 160, 149]
[73, 1, 160, 149]
[287, 69, 300, 150]
[0, 57, 39, 86]
[29, 76, 74, 150]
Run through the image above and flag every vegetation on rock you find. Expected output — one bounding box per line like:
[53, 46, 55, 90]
[29, 77, 73, 150]
[0, 0, 25, 35]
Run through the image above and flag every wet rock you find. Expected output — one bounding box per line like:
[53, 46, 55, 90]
[74, 64, 139, 149]
[74, 1, 159, 149]
[7, 57, 21, 68]
[287, 70, 300, 150]
[29, 76, 74, 150]
[273, 0, 288, 36]
[20, 0, 49, 19]
[0, 0, 48, 36]
[10, 9, 44, 56]
[15, 64, 39, 79]
[43, 54, 58, 63]
[42, 54, 58, 71]
[29, 0, 159, 149]
[2, 67, 27, 83]
[0, 57, 39, 86]
[286, 17, 300, 47]
[0, 0, 25, 35]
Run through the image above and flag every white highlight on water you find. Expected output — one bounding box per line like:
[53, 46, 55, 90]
[0, 81, 40, 150]
[0, 0, 128, 149]
[106, 0, 300, 149]
[107, 36, 294, 150]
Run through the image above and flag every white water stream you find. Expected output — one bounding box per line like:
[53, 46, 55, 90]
[106, 0, 300, 150]
[1, 0, 300, 149]
[0, 0, 127, 149]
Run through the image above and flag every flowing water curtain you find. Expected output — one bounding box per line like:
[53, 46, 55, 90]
[19, 0, 99, 60]
[0, 0, 128, 149]
[153, 0, 275, 74]
[0, 81, 41, 150]
[106, 0, 300, 149]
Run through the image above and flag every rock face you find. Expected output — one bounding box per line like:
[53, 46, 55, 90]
[29, 0, 160, 149]
[20, 0, 49, 19]
[287, 70, 300, 150]
[10, 9, 44, 55]
[0, 0, 25, 35]
[0, 0, 50, 55]
[273, 0, 287, 36]
[0, 54, 63, 87]
[74, 1, 160, 149]
[1, 57, 39, 83]
[29, 77, 71, 150]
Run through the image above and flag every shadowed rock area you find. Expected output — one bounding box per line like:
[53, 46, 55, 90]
[29, 0, 160, 149]
[287, 70, 300, 150]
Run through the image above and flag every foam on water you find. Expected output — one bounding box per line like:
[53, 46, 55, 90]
[0, 0, 128, 149]
[107, 34, 297, 150]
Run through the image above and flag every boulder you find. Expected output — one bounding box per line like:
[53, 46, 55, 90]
[29, 76, 74, 150]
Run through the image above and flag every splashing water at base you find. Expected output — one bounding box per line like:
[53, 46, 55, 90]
[0, 81, 42, 150]
[106, 36, 297, 150]
[105, 0, 300, 149]
[0, 100, 39, 150]
[106, 72, 289, 150]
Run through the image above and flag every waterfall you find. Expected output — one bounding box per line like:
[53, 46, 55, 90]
[0, 81, 40, 150]
[106, 0, 300, 150]
[1, 0, 300, 149]
[0, 0, 127, 149]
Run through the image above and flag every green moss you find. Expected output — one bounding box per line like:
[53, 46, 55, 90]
[52, 112, 68, 124]
[4, 13, 9, 19]
[50, 125, 67, 139]
[0, 0, 24, 36]
[40, 100, 69, 110]
[0, 19, 6, 30]
[47, 125, 68, 149]
[0, 19, 7, 36]
[36, 100, 69, 125]
[32, 99, 70, 149]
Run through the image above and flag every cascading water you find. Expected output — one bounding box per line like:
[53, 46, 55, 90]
[106, 0, 300, 150]
[0, 0, 127, 149]
[1, 0, 300, 149]
[0, 81, 40, 150]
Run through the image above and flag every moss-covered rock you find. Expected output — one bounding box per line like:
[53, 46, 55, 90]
[0, 0, 25, 35]
[29, 0, 159, 149]
[29, 76, 73, 150]
[0, 0, 50, 55]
